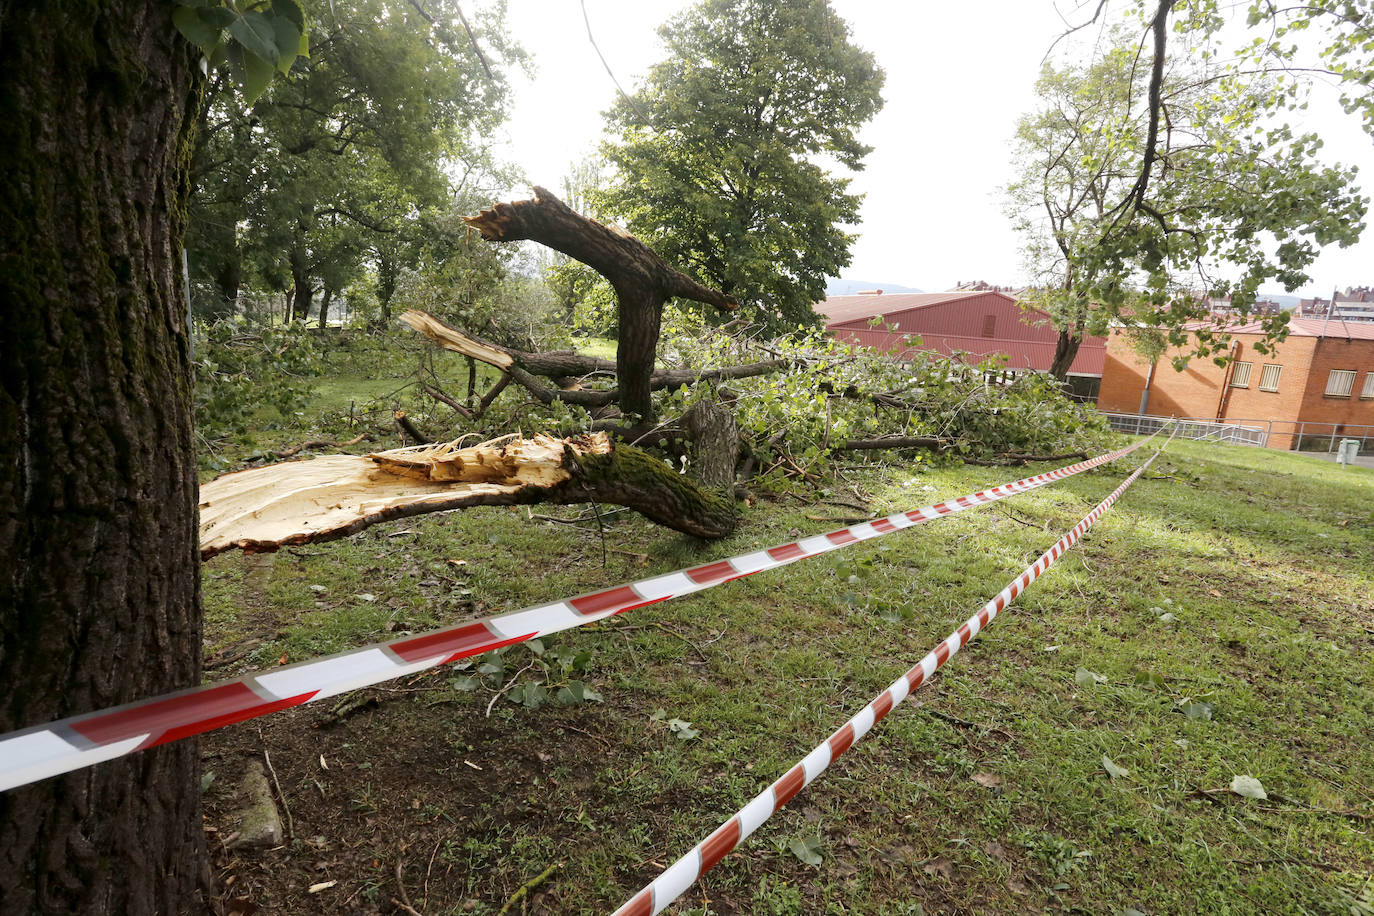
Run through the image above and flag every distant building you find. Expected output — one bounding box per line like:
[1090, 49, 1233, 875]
[815, 289, 1107, 400]
[1097, 316, 1374, 449]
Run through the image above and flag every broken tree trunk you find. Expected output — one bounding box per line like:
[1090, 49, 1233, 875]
[400, 309, 789, 412]
[462, 187, 739, 421]
[198, 433, 738, 557]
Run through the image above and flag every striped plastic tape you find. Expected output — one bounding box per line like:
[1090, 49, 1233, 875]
[0, 433, 1159, 793]
[612, 439, 1169, 916]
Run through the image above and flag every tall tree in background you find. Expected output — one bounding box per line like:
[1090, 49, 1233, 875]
[1007, 28, 1364, 379]
[188, 0, 521, 324]
[600, 0, 884, 331]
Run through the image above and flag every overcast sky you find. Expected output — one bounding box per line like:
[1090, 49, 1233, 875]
[486, 1, 1372, 298]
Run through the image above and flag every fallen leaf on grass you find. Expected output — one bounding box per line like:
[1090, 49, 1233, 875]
[1230, 775, 1267, 799]
[972, 772, 1004, 788]
[307, 881, 336, 894]
[1178, 700, 1213, 721]
[788, 835, 824, 866]
[1102, 755, 1130, 779]
[1076, 668, 1108, 686]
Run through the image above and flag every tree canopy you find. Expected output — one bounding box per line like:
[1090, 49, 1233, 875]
[1007, 21, 1366, 377]
[598, 0, 884, 332]
[187, 0, 523, 324]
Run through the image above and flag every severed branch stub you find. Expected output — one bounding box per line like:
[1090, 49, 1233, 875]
[462, 186, 738, 421]
[198, 432, 739, 558]
[400, 309, 789, 414]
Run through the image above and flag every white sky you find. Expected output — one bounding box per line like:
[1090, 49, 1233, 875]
[486, 0, 1372, 298]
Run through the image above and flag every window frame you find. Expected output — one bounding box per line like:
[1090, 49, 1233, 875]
[1257, 364, 1282, 392]
[1325, 369, 1356, 398]
[1362, 372, 1374, 400]
[1229, 361, 1253, 389]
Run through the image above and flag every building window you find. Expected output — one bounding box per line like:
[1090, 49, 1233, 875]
[1326, 369, 1356, 398]
[1230, 361, 1252, 388]
[981, 315, 996, 338]
[1258, 364, 1282, 392]
[1362, 372, 1374, 399]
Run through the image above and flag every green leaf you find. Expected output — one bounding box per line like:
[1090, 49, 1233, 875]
[229, 11, 282, 65]
[1133, 671, 1167, 690]
[668, 718, 699, 741]
[450, 675, 478, 693]
[787, 835, 824, 866]
[1076, 667, 1108, 686]
[525, 638, 545, 657]
[238, 45, 276, 103]
[1230, 774, 1267, 799]
[173, 7, 224, 57]
[648, 707, 666, 722]
[1101, 755, 1130, 779]
[1179, 700, 1214, 721]
[200, 771, 216, 791]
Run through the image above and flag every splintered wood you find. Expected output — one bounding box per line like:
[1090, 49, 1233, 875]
[198, 434, 611, 558]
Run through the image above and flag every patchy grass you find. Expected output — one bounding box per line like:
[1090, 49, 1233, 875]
[200, 431, 1373, 915]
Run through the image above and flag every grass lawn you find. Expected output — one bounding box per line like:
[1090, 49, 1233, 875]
[199, 411, 1373, 914]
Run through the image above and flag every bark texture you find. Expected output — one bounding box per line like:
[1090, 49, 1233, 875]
[463, 188, 738, 420]
[0, 3, 206, 913]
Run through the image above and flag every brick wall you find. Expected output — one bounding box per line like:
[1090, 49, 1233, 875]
[1096, 329, 1374, 449]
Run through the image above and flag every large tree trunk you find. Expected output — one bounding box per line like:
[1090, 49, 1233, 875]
[0, 3, 206, 914]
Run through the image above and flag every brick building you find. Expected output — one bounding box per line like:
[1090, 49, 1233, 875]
[816, 290, 1107, 399]
[1097, 317, 1374, 449]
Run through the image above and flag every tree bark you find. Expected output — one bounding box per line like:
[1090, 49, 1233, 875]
[0, 3, 206, 914]
[290, 248, 312, 323]
[318, 286, 334, 330]
[462, 187, 738, 421]
[1049, 328, 1082, 381]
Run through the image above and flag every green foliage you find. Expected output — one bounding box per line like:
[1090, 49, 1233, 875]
[186, 0, 524, 329]
[450, 637, 602, 711]
[1007, 26, 1366, 368]
[193, 318, 322, 455]
[599, 0, 884, 332]
[173, 0, 310, 103]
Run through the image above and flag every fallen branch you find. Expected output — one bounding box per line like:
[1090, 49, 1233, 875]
[496, 862, 561, 916]
[198, 432, 739, 558]
[394, 410, 430, 445]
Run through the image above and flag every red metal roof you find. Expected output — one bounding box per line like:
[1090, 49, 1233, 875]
[1208, 316, 1374, 340]
[816, 291, 1107, 376]
[815, 291, 989, 326]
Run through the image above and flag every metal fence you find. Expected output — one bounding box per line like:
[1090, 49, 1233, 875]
[1100, 412, 1374, 454]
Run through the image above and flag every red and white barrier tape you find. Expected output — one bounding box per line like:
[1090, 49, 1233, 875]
[0, 433, 1160, 793]
[611, 437, 1171, 916]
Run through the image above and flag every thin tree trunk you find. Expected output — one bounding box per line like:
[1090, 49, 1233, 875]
[1049, 328, 1082, 381]
[318, 286, 333, 330]
[0, 2, 206, 913]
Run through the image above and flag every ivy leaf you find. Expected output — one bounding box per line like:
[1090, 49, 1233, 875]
[1101, 755, 1130, 779]
[1230, 775, 1268, 799]
[788, 835, 824, 866]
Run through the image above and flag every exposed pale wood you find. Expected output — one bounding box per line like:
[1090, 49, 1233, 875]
[198, 431, 738, 556]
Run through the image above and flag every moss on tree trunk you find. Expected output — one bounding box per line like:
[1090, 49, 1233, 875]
[0, 2, 206, 913]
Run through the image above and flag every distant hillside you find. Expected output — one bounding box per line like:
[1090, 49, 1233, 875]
[824, 279, 924, 296]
